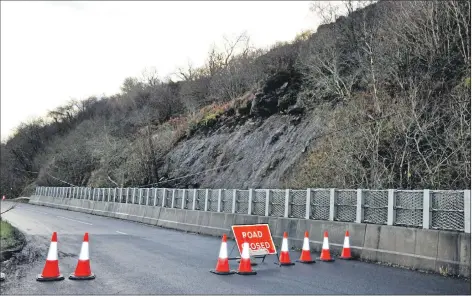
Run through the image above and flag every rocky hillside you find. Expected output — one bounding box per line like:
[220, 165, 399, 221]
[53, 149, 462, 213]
[1, 0, 470, 198]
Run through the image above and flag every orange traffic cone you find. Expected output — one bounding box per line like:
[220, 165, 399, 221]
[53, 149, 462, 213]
[276, 232, 295, 266]
[237, 238, 256, 275]
[297, 231, 316, 264]
[69, 232, 95, 280]
[339, 230, 353, 260]
[319, 231, 334, 262]
[210, 234, 235, 275]
[37, 232, 65, 281]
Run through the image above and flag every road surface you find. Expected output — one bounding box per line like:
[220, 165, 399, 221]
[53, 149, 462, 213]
[0, 202, 470, 295]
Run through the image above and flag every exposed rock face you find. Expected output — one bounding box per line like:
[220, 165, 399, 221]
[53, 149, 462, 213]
[157, 71, 321, 189]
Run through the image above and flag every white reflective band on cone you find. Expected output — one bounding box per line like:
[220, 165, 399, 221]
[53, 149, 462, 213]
[47, 242, 58, 260]
[79, 242, 89, 260]
[241, 242, 250, 259]
[343, 236, 350, 248]
[219, 242, 228, 259]
[281, 238, 289, 252]
[302, 237, 310, 250]
[322, 237, 329, 250]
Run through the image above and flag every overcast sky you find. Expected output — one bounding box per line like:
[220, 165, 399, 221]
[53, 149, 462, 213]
[1, 1, 322, 141]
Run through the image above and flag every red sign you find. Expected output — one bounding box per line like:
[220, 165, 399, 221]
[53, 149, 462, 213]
[231, 224, 277, 256]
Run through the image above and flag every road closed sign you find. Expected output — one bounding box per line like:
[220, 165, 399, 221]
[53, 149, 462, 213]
[231, 224, 277, 256]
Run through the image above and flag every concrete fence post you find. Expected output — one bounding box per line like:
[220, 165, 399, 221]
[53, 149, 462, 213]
[217, 189, 222, 212]
[146, 188, 150, 206]
[265, 189, 271, 217]
[161, 189, 167, 207]
[305, 188, 312, 219]
[232, 189, 237, 214]
[132, 188, 136, 204]
[204, 189, 209, 211]
[139, 188, 143, 205]
[387, 189, 396, 226]
[329, 189, 336, 221]
[153, 188, 157, 206]
[108, 188, 111, 202]
[171, 189, 176, 208]
[114, 188, 117, 203]
[248, 189, 254, 215]
[356, 189, 364, 223]
[182, 190, 187, 209]
[284, 189, 290, 218]
[126, 188, 129, 204]
[464, 190, 471, 234]
[423, 189, 431, 229]
[192, 189, 197, 210]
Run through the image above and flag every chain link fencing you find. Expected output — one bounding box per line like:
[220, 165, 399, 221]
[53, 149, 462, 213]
[395, 190, 423, 227]
[253, 190, 266, 216]
[335, 190, 357, 222]
[310, 189, 330, 220]
[363, 190, 388, 224]
[270, 189, 285, 217]
[431, 190, 464, 231]
[34, 186, 470, 232]
[236, 190, 249, 214]
[290, 190, 307, 218]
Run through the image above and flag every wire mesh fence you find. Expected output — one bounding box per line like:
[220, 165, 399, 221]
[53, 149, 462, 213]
[310, 189, 330, 220]
[270, 189, 285, 217]
[290, 190, 307, 218]
[236, 190, 249, 214]
[335, 190, 357, 222]
[34, 186, 469, 232]
[395, 190, 423, 227]
[363, 190, 388, 224]
[222, 189, 233, 213]
[431, 191, 464, 231]
[253, 190, 266, 216]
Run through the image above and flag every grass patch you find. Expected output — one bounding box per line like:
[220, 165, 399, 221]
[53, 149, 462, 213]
[0, 220, 21, 250]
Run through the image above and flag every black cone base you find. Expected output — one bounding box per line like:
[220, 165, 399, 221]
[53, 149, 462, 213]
[36, 274, 65, 282]
[69, 273, 96, 280]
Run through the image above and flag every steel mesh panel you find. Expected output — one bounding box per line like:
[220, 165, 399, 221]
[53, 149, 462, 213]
[174, 189, 184, 209]
[186, 189, 195, 209]
[270, 190, 285, 217]
[335, 190, 357, 222]
[253, 190, 266, 216]
[236, 190, 249, 214]
[222, 189, 233, 213]
[431, 191, 464, 231]
[163, 189, 172, 207]
[196, 189, 206, 210]
[156, 189, 164, 207]
[310, 189, 330, 220]
[395, 191, 423, 227]
[290, 190, 306, 218]
[208, 190, 219, 212]
[363, 190, 388, 224]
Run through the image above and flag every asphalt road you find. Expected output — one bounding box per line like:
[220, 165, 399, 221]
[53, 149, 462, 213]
[0, 201, 470, 295]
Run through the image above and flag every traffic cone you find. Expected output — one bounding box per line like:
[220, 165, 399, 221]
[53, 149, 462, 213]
[319, 231, 334, 262]
[297, 231, 316, 264]
[237, 238, 256, 275]
[69, 232, 95, 280]
[339, 230, 353, 260]
[2, 195, 5, 201]
[210, 234, 235, 275]
[37, 232, 64, 281]
[276, 232, 295, 266]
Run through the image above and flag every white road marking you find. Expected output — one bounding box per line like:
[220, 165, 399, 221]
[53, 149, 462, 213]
[56, 215, 93, 225]
[116, 231, 127, 235]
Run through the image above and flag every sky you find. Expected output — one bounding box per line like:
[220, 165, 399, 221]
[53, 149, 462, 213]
[1, 1, 323, 141]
